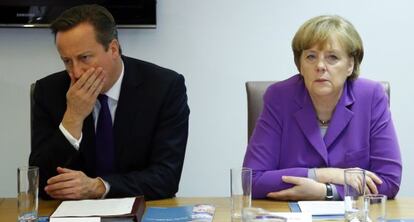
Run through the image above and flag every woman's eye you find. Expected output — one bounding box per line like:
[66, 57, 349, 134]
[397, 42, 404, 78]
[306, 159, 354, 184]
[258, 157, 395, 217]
[327, 55, 339, 62]
[306, 54, 316, 61]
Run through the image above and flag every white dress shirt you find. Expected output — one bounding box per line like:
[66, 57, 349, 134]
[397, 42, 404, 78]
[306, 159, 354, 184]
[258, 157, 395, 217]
[59, 61, 124, 198]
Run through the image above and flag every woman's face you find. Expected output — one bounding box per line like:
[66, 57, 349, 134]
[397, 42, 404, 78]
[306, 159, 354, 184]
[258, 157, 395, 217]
[300, 38, 354, 99]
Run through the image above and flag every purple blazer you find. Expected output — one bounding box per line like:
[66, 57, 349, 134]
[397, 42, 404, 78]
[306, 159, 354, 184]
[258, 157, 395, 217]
[243, 74, 402, 199]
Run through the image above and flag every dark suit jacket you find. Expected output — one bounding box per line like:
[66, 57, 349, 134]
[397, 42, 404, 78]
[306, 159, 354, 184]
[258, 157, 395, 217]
[29, 56, 190, 200]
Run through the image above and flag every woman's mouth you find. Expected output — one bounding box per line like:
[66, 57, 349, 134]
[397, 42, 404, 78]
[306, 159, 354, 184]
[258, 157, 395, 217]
[315, 79, 328, 83]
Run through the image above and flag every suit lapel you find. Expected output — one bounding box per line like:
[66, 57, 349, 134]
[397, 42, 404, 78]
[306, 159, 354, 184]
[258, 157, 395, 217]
[113, 57, 145, 166]
[324, 81, 355, 149]
[294, 85, 328, 165]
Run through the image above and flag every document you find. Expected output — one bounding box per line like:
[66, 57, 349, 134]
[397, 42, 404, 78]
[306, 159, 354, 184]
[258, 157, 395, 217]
[51, 197, 136, 217]
[50, 217, 100, 222]
[289, 201, 344, 220]
[269, 212, 312, 222]
[297, 201, 344, 215]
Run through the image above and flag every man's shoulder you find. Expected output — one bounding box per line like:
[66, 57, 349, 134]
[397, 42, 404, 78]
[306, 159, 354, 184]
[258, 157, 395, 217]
[36, 70, 70, 86]
[33, 70, 68, 108]
[122, 56, 181, 82]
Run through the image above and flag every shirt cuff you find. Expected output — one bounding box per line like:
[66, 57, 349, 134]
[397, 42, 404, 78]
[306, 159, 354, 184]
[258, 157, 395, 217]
[59, 123, 82, 150]
[307, 168, 317, 180]
[331, 184, 340, 200]
[97, 177, 111, 199]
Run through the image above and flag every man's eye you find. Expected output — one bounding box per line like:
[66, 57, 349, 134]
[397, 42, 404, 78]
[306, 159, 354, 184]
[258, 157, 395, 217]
[79, 55, 93, 62]
[62, 59, 71, 65]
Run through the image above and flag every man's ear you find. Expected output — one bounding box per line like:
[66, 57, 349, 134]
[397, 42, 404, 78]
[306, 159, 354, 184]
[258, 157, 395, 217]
[109, 39, 120, 58]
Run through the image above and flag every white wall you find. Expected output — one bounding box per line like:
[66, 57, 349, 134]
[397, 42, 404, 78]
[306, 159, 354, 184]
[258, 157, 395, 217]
[0, 0, 413, 197]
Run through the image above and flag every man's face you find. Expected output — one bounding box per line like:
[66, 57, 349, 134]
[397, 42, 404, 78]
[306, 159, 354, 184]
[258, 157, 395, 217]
[55, 22, 120, 93]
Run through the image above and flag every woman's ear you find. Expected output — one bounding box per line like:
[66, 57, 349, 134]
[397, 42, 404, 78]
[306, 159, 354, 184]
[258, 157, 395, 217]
[347, 57, 355, 77]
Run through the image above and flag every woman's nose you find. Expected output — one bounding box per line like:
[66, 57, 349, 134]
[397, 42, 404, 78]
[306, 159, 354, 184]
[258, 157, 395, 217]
[316, 58, 327, 73]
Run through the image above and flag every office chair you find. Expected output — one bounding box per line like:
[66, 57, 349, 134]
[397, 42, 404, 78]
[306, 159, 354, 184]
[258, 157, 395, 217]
[245, 80, 390, 141]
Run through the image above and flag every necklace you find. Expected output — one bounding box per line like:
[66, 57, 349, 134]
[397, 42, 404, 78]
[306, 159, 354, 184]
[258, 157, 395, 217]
[317, 118, 330, 126]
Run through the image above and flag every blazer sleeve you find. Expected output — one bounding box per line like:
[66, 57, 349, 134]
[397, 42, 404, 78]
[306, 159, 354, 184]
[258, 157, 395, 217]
[243, 87, 309, 199]
[102, 74, 190, 200]
[29, 80, 81, 200]
[336, 83, 402, 199]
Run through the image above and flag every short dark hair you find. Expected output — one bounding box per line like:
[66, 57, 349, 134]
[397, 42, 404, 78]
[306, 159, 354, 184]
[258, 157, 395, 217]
[51, 4, 122, 54]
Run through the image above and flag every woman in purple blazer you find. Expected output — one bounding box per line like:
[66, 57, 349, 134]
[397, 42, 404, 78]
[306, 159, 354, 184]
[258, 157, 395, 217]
[243, 15, 402, 200]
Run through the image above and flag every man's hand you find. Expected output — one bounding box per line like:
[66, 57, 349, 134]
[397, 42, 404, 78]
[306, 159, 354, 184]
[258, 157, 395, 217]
[315, 167, 382, 194]
[45, 167, 106, 199]
[62, 67, 105, 139]
[266, 176, 326, 201]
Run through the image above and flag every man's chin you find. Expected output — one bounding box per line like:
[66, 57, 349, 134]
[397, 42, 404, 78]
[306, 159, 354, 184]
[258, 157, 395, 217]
[100, 87, 108, 94]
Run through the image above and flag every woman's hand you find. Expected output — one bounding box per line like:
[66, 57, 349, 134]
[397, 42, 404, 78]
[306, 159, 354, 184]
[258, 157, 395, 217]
[315, 167, 382, 194]
[266, 176, 326, 200]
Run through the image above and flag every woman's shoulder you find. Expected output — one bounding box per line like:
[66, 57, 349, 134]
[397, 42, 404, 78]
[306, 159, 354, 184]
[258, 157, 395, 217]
[348, 78, 388, 104]
[262, 74, 304, 108]
[349, 78, 385, 95]
[266, 74, 303, 95]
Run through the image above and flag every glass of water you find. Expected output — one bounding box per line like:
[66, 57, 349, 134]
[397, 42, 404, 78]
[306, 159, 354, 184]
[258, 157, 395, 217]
[230, 167, 252, 222]
[17, 166, 39, 222]
[344, 169, 366, 222]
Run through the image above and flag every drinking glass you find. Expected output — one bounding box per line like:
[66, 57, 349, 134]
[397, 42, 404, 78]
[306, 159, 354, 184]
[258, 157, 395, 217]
[230, 167, 252, 222]
[344, 169, 366, 222]
[17, 166, 39, 222]
[364, 194, 387, 222]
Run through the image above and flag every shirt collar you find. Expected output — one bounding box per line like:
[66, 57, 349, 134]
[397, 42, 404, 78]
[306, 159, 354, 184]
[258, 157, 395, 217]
[104, 59, 124, 101]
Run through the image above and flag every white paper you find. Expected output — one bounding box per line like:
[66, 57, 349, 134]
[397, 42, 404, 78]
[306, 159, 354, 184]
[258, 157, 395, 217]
[270, 212, 312, 222]
[50, 217, 100, 222]
[51, 197, 135, 217]
[298, 201, 344, 215]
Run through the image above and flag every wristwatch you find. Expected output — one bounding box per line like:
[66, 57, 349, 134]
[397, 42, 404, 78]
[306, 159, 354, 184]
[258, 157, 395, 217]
[325, 183, 334, 200]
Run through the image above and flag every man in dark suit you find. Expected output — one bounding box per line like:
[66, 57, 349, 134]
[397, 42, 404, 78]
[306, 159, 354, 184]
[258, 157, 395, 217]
[29, 4, 190, 200]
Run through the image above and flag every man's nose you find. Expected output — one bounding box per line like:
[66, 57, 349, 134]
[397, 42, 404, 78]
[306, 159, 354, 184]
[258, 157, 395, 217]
[71, 62, 88, 79]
